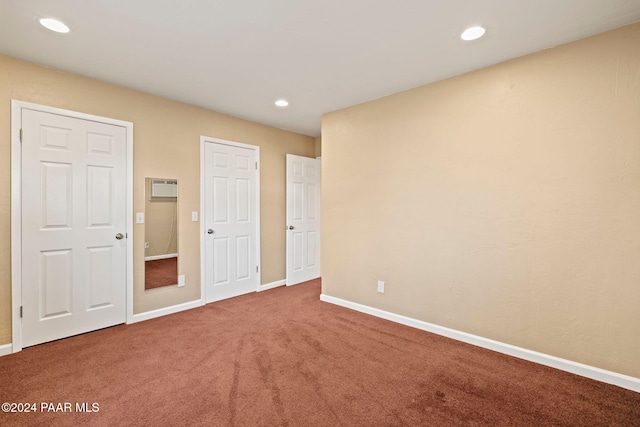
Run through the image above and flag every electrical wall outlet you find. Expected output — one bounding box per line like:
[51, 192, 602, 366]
[144, 242, 150, 249]
[178, 275, 185, 287]
[377, 280, 385, 294]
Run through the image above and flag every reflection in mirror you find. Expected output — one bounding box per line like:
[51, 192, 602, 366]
[144, 178, 178, 289]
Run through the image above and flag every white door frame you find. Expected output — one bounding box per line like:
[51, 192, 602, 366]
[10, 100, 134, 352]
[199, 136, 261, 304]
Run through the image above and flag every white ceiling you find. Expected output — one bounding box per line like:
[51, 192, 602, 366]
[1, 0, 640, 137]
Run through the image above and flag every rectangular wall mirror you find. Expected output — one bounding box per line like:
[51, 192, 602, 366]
[145, 178, 178, 289]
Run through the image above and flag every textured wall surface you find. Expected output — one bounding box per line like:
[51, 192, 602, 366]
[0, 55, 314, 345]
[322, 23, 640, 378]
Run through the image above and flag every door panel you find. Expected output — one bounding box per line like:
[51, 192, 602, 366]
[204, 141, 257, 302]
[236, 235, 250, 279]
[41, 162, 73, 228]
[87, 166, 113, 227]
[236, 179, 250, 222]
[307, 231, 318, 267]
[286, 155, 321, 285]
[87, 246, 114, 309]
[213, 176, 229, 223]
[293, 232, 303, 270]
[40, 249, 72, 318]
[21, 108, 127, 347]
[213, 237, 230, 285]
[307, 183, 318, 220]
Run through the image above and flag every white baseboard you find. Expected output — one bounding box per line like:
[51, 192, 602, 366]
[320, 294, 640, 393]
[0, 343, 13, 357]
[144, 253, 178, 261]
[129, 299, 202, 324]
[258, 279, 286, 292]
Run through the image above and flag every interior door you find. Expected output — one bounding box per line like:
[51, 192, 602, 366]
[286, 154, 321, 285]
[21, 108, 127, 347]
[204, 141, 258, 303]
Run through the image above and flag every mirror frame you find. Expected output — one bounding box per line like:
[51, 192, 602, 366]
[144, 177, 179, 290]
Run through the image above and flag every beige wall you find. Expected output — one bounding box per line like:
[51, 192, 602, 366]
[0, 54, 314, 345]
[322, 23, 640, 378]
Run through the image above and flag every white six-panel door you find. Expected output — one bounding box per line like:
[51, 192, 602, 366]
[20, 108, 127, 347]
[204, 140, 258, 303]
[286, 154, 321, 286]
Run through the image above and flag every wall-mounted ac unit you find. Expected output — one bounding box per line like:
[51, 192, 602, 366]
[151, 179, 178, 198]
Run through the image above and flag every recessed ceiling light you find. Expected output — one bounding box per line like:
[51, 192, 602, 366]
[275, 99, 289, 108]
[461, 26, 485, 41]
[40, 18, 70, 34]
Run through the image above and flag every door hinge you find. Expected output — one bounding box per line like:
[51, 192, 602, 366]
[19, 128, 23, 143]
[255, 162, 258, 170]
[256, 266, 259, 273]
[20, 306, 23, 318]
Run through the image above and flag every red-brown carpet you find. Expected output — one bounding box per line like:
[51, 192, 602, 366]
[145, 257, 177, 289]
[0, 279, 638, 426]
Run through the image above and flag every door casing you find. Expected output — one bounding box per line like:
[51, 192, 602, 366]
[10, 100, 134, 352]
